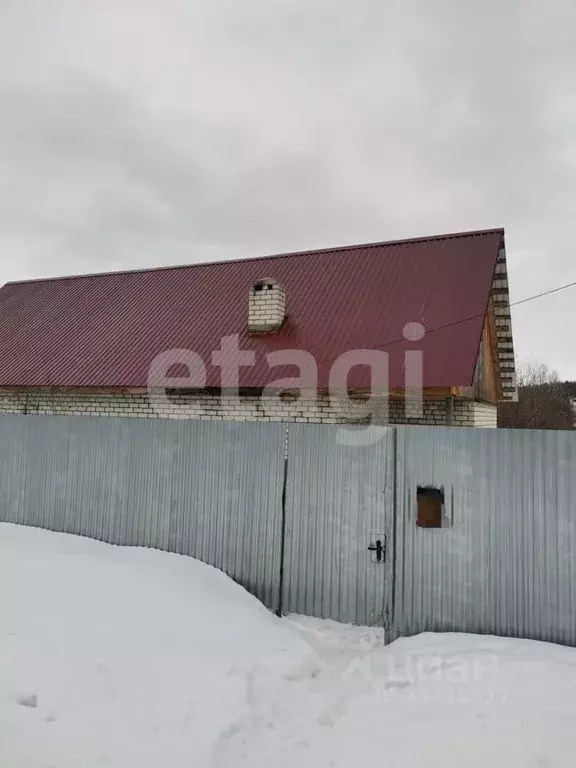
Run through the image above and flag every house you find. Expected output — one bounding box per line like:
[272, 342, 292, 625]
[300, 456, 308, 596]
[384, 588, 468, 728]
[0, 228, 517, 427]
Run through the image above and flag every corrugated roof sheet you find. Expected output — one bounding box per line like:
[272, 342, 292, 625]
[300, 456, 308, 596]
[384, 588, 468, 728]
[0, 228, 504, 390]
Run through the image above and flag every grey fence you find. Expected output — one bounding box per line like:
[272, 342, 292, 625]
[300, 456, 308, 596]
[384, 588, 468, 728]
[395, 427, 576, 645]
[0, 416, 286, 611]
[1, 414, 575, 646]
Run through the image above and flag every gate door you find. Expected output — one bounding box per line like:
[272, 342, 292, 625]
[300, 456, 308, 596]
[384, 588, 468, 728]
[282, 424, 395, 627]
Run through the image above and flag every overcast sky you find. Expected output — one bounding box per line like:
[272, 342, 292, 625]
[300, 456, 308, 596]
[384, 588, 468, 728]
[1, 1, 575, 377]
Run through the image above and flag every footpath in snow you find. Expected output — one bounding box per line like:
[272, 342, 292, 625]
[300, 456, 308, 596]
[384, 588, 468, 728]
[1, 523, 575, 767]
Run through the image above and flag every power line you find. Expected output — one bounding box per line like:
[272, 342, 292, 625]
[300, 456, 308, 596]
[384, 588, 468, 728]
[394, 277, 576, 348]
[510, 280, 576, 308]
[312, 277, 576, 362]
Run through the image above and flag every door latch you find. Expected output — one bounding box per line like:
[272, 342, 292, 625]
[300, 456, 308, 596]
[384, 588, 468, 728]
[367, 537, 386, 562]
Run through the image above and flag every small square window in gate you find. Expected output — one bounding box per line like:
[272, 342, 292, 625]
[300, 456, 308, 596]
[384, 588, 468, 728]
[417, 486, 445, 528]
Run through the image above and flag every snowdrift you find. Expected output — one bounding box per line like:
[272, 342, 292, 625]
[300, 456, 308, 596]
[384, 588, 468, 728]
[1, 523, 575, 767]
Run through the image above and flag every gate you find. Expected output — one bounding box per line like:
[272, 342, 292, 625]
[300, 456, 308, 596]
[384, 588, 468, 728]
[282, 424, 396, 626]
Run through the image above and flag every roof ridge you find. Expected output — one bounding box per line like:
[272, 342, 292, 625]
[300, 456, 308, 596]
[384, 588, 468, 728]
[3, 227, 504, 287]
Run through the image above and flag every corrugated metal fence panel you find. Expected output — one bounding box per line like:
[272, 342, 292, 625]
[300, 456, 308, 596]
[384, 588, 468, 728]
[0, 415, 285, 611]
[395, 426, 576, 645]
[2, 415, 576, 644]
[283, 424, 395, 626]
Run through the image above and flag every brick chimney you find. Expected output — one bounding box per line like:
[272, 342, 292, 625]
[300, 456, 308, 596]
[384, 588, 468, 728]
[248, 278, 285, 332]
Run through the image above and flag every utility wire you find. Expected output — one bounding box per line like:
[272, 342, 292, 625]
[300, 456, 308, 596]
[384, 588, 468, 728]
[301, 276, 576, 374]
[353, 277, 576, 355]
[260, 277, 576, 387]
[510, 280, 576, 308]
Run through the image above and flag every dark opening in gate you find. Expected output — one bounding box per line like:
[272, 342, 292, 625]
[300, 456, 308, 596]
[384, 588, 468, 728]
[416, 486, 445, 528]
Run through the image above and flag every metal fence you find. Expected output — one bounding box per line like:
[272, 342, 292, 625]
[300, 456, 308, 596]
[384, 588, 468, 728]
[0, 416, 286, 611]
[0, 414, 575, 645]
[395, 426, 576, 645]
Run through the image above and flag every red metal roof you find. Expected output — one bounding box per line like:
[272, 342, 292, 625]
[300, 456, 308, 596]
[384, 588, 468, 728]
[0, 229, 504, 391]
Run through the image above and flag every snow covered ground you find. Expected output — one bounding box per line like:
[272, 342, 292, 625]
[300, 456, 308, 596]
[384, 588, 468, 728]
[1, 524, 576, 767]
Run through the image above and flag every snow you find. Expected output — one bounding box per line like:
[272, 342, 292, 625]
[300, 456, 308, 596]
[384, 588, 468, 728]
[2, 524, 576, 767]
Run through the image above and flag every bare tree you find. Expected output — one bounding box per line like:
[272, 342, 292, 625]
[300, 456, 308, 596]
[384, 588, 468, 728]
[498, 359, 574, 430]
[516, 360, 559, 388]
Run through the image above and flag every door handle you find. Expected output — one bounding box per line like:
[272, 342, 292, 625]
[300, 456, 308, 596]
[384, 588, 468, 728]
[367, 537, 386, 562]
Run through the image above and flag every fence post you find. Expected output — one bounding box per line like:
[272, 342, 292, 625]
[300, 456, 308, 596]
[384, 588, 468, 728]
[385, 426, 399, 645]
[276, 425, 290, 617]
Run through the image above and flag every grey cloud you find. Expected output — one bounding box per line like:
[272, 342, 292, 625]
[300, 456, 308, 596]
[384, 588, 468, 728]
[0, 1, 575, 376]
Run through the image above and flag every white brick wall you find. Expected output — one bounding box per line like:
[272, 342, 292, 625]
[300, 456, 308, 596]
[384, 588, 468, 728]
[0, 389, 489, 427]
[248, 281, 286, 331]
[472, 401, 498, 428]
